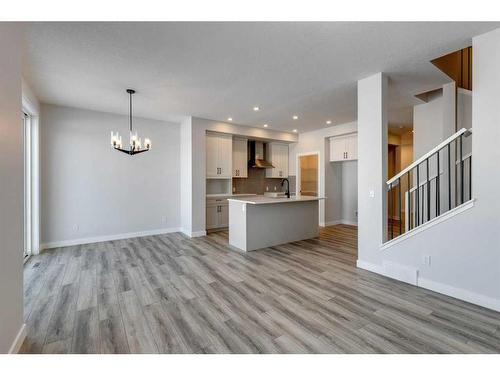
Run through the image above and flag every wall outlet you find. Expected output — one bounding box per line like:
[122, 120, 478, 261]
[369, 190, 375, 198]
[423, 255, 431, 266]
[73, 224, 79, 232]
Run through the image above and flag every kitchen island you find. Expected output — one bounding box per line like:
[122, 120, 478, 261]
[227, 195, 325, 252]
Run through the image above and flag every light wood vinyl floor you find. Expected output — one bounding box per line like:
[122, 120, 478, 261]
[21, 225, 500, 353]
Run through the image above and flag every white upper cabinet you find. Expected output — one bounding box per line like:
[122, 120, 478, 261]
[329, 133, 358, 162]
[206, 133, 232, 178]
[232, 138, 248, 178]
[266, 142, 289, 178]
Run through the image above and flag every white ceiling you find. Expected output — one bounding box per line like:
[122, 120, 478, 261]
[23, 22, 499, 133]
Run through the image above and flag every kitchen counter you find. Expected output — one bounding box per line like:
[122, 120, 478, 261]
[228, 195, 326, 252]
[227, 195, 324, 205]
[206, 193, 257, 198]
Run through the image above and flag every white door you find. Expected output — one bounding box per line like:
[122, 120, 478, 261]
[217, 135, 232, 178]
[279, 144, 289, 178]
[206, 134, 219, 177]
[232, 138, 247, 178]
[206, 205, 218, 229]
[329, 136, 346, 161]
[219, 204, 229, 227]
[346, 134, 358, 160]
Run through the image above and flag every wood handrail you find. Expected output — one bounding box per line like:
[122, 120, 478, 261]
[387, 128, 472, 185]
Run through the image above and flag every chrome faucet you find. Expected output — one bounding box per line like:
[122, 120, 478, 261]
[281, 178, 290, 198]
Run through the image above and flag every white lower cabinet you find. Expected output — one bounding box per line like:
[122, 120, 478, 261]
[206, 198, 229, 230]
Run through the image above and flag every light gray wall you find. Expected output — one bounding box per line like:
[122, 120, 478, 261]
[40, 104, 181, 246]
[0, 24, 24, 353]
[289, 121, 357, 225]
[341, 161, 358, 224]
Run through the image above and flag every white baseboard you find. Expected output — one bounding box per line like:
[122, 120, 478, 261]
[8, 324, 26, 354]
[356, 260, 384, 274]
[180, 229, 207, 238]
[323, 219, 358, 227]
[418, 277, 500, 313]
[40, 227, 181, 250]
[357, 259, 500, 313]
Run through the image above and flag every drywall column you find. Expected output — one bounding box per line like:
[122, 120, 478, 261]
[180, 117, 194, 236]
[357, 73, 388, 269]
[0, 24, 25, 353]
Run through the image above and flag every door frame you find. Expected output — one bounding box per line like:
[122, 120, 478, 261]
[296, 151, 321, 198]
[22, 94, 40, 257]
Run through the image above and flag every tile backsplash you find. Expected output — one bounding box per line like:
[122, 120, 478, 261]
[232, 167, 296, 195]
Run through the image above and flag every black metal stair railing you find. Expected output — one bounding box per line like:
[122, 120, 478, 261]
[386, 128, 472, 241]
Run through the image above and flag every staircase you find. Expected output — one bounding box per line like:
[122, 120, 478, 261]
[386, 127, 472, 241]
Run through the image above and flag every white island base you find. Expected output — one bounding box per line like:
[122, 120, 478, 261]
[228, 196, 324, 252]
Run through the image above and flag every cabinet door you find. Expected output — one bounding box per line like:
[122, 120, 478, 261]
[329, 136, 347, 162]
[206, 134, 219, 177]
[265, 144, 276, 178]
[346, 134, 358, 160]
[266, 143, 288, 178]
[232, 138, 248, 178]
[206, 205, 218, 229]
[217, 135, 233, 178]
[218, 204, 229, 227]
[279, 144, 289, 178]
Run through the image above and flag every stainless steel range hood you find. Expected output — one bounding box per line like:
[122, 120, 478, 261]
[249, 141, 274, 169]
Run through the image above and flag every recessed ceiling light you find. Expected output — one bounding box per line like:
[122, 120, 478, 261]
[293, 129, 298, 133]
[253, 106, 260, 111]
[293, 115, 298, 120]
[326, 120, 332, 125]
[263, 124, 268, 128]
[227, 117, 232, 121]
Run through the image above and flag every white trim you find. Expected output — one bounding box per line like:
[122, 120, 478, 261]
[357, 259, 500, 313]
[387, 127, 472, 185]
[356, 259, 384, 274]
[380, 199, 475, 250]
[418, 278, 500, 313]
[40, 227, 181, 250]
[181, 229, 207, 238]
[323, 219, 357, 227]
[8, 324, 26, 354]
[295, 150, 321, 224]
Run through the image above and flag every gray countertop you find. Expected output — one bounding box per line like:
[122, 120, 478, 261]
[227, 196, 325, 205]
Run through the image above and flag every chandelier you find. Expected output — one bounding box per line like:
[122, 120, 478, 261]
[110, 89, 151, 155]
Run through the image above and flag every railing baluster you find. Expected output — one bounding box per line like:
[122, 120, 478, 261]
[398, 177, 402, 236]
[469, 156, 472, 201]
[416, 164, 420, 226]
[389, 182, 393, 240]
[407, 171, 411, 230]
[426, 158, 430, 222]
[447, 143, 451, 211]
[436, 150, 440, 216]
[460, 134, 464, 204]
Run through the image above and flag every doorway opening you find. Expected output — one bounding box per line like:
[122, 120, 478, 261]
[298, 153, 319, 197]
